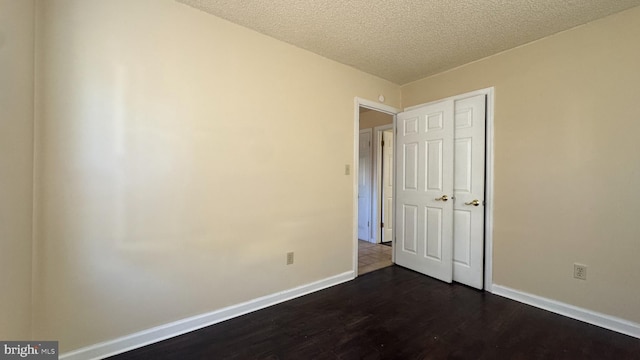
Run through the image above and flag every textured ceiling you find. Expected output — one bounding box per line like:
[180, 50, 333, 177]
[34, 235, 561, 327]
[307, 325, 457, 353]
[177, 0, 640, 85]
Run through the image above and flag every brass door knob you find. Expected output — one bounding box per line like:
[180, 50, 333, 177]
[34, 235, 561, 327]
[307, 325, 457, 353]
[435, 195, 448, 201]
[465, 199, 481, 206]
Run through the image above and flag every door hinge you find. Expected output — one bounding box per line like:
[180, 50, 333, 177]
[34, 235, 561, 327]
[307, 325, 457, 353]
[381, 222, 384, 228]
[381, 139, 385, 147]
[367, 221, 370, 227]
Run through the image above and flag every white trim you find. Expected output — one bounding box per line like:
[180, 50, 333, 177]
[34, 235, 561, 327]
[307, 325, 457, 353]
[60, 271, 355, 360]
[492, 284, 640, 339]
[353, 98, 400, 274]
[391, 114, 397, 264]
[357, 98, 401, 115]
[403, 88, 493, 112]
[483, 87, 495, 292]
[372, 124, 393, 244]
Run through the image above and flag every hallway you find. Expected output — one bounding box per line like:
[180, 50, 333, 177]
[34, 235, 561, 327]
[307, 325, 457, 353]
[358, 240, 392, 275]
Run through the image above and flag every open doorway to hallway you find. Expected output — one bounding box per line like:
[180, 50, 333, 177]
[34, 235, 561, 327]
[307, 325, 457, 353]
[358, 106, 394, 275]
[358, 240, 392, 275]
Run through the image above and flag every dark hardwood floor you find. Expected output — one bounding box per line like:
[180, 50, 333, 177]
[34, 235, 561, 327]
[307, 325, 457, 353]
[110, 266, 640, 359]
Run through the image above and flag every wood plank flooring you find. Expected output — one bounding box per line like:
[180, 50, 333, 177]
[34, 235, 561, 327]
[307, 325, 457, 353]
[110, 266, 640, 359]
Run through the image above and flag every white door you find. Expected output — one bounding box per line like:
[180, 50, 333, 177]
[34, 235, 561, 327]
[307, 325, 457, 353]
[395, 100, 454, 283]
[382, 130, 394, 243]
[453, 95, 486, 289]
[358, 129, 372, 241]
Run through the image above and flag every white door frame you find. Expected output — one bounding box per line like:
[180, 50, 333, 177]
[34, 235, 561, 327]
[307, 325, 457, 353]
[373, 124, 394, 245]
[353, 88, 495, 292]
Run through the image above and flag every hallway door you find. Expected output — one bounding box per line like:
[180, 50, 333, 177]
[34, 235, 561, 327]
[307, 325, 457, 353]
[358, 129, 372, 241]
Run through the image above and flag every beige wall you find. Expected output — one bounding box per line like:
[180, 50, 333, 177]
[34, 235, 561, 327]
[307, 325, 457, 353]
[9, 0, 639, 352]
[0, 0, 35, 340]
[359, 109, 393, 130]
[32, 0, 399, 352]
[403, 6, 640, 323]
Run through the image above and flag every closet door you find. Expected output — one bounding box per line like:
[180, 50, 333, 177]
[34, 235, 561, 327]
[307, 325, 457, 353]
[453, 94, 486, 289]
[395, 100, 454, 283]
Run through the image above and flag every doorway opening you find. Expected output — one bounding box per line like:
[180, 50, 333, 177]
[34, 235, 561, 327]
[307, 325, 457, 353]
[356, 103, 398, 275]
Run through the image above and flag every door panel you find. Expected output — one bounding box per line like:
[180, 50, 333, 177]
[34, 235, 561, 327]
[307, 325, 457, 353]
[425, 207, 443, 259]
[454, 138, 472, 192]
[453, 94, 486, 289]
[426, 140, 443, 190]
[403, 142, 418, 190]
[402, 204, 418, 253]
[453, 210, 472, 265]
[358, 130, 372, 241]
[395, 100, 454, 283]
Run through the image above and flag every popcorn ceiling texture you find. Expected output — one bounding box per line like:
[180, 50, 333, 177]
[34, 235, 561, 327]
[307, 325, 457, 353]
[177, 0, 640, 84]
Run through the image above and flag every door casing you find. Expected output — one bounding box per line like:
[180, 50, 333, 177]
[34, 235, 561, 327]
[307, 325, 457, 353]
[353, 87, 495, 292]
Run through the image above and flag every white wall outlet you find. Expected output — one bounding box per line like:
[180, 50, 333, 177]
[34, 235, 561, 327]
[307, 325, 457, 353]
[286, 252, 294, 265]
[574, 263, 587, 280]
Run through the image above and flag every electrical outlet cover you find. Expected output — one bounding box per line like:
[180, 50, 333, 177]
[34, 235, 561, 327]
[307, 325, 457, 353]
[574, 264, 587, 280]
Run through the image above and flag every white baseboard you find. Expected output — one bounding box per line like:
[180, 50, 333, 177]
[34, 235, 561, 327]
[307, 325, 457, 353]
[492, 284, 640, 339]
[60, 271, 355, 360]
